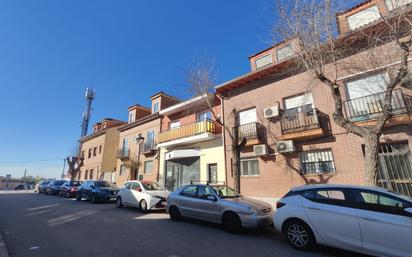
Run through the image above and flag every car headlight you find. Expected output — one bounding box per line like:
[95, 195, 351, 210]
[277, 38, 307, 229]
[247, 206, 258, 215]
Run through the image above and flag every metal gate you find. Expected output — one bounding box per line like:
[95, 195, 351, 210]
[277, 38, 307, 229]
[377, 143, 412, 197]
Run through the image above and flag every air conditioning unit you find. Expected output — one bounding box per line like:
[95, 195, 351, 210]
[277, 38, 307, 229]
[276, 140, 295, 153]
[254, 144, 268, 156]
[264, 103, 280, 119]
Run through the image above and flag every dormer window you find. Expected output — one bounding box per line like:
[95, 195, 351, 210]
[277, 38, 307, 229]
[129, 113, 135, 123]
[385, 0, 412, 11]
[347, 5, 381, 31]
[153, 102, 160, 113]
[276, 44, 294, 62]
[255, 54, 272, 70]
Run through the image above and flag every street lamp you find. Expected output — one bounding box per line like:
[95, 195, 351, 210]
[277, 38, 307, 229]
[135, 136, 145, 180]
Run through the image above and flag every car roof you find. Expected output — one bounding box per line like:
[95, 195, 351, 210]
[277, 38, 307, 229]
[290, 184, 390, 192]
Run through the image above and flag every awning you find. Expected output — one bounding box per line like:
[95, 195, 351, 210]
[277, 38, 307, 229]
[165, 149, 200, 161]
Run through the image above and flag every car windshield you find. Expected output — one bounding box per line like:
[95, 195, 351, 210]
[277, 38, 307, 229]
[70, 181, 81, 186]
[141, 181, 161, 191]
[94, 181, 113, 187]
[41, 181, 50, 185]
[54, 181, 65, 186]
[212, 186, 241, 198]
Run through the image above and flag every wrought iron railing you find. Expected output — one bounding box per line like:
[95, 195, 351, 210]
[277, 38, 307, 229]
[343, 89, 410, 121]
[238, 122, 265, 140]
[158, 119, 218, 143]
[281, 108, 321, 134]
[142, 141, 157, 153]
[117, 148, 130, 159]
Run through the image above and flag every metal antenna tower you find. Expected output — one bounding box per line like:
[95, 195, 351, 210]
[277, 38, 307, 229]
[80, 87, 96, 138]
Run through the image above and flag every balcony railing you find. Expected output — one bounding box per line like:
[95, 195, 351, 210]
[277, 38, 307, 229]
[238, 122, 265, 141]
[117, 148, 130, 159]
[141, 141, 157, 153]
[343, 89, 410, 121]
[281, 108, 321, 134]
[158, 119, 218, 144]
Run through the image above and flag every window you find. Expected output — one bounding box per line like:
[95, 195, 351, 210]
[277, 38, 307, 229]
[99, 145, 102, 154]
[284, 93, 314, 113]
[180, 185, 197, 197]
[88, 149, 92, 159]
[129, 113, 135, 123]
[352, 190, 412, 215]
[122, 138, 129, 154]
[169, 120, 181, 130]
[197, 111, 212, 122]
[78, 171, 82, 180]
[93, 147, 97, 157]
[385, 0, 412, 11]
[240, 158, 260, 176]
[84, 170, 89, 180]
[146, 130, 155, 144]
[315, 189, 346, 201]
[346, 72, 388, 100]
[197, 186, 216, 199]
[81, 151, 85, 158]
[89, 169, 94, 179]
[119, 164, 125, 176]
[131, 182, 141, 191]
[144, 160, 153, 174]
[300, 149, 336, 174]
[276, 44, 294, 62]
[153, 102, 160, 113]
[255, 54, 272, 69]
[238, 108, 257, 125]
[347, 5, 381, 30]
[124, 182, 132, 189]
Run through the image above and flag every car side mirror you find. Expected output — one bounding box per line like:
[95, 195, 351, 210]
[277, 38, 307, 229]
[404, 207, 412, 216]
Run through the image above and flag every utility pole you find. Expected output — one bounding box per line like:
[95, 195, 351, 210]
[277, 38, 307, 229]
[61, 159, 66, 179]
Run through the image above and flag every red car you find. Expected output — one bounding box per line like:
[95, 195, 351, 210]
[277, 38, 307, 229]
[59, 180, 82, 198]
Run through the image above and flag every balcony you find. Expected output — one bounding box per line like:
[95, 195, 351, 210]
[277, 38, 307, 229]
[141, 141, 157, 153]
[343, 89, 412, 127]
[158, 119, 220, 147]
[117, 148, 130, 160]
[238, 122, 265, 146]
[280, 108, 324, 140]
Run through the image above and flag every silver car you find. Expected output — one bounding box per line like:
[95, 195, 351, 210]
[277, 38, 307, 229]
[167, 184, 273, 233]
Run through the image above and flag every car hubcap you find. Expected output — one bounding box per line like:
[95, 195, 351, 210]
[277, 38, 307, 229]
[287, 224, 308, 247]
[141, 201, 146, 210]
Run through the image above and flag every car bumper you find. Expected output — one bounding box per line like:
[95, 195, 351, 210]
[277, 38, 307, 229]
[239, 213, 273, 229]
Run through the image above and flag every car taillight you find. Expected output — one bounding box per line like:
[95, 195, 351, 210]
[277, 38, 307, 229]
[71, 188, 77, 192]
[276, 201, 286, 209]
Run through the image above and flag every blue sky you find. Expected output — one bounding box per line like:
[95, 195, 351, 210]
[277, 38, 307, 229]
[0, 0, 275, 178]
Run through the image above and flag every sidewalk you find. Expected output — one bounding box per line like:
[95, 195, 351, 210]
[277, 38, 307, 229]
[0, 232, 9, 257]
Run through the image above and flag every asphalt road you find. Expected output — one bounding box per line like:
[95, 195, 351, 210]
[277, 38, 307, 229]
[0, 191, 369, 257]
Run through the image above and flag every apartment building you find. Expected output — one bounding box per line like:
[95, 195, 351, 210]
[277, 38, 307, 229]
[157, 95, 225, 191]
[78, 118, 126, 181]
[216, 1, 412, 203]
[114, 92, 180, 186]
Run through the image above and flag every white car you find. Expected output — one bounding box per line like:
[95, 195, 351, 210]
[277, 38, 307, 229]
[115, 180, 168, 212]
[274, 184, 412, 257]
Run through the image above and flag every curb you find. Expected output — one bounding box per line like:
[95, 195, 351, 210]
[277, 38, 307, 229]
[0, 232, 9, 257]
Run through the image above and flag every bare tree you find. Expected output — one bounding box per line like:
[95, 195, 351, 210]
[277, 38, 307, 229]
[272, 0, 412, 186]
[185, 56, 246, 193]
[66, 156, 84, 181]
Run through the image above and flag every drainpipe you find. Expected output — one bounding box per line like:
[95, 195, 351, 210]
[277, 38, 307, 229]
[217, 93, 228, 186]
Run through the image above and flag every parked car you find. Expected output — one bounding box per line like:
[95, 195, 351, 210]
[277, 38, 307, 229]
[36, 180, 51, 193]
[274, 184, 412, 257]
[14, 184, 29, 190]
[59, 180, 82, 198]
[46, 180, 66, 195]
[167, 184, 273, 233]
[116, 180, 168, 212]
[76, 180, 119, 203]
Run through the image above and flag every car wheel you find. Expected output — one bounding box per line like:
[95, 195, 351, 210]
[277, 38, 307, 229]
[139, 200, 148, 213]
[169, 206, 181, 221]
[284, 220, 316, 251]
[76, 193, 82, 201]
[116, 197, 123, 208]
[222, 212, 242, 234]
[91, 194, 97, 204]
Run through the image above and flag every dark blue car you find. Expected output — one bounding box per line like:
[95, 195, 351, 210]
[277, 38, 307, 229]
[46, 180, 66, 195]
[76, 180, 118, 203]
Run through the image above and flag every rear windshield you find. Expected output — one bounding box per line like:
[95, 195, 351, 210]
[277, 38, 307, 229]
[70, 181, 82, 186]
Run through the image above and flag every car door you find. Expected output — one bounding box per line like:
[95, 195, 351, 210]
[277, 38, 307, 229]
[79, 182, 89, 197]
[119, 182, 133, 205]
[300, 188, 362, 251]
[350, 189, 412, 257]
[176, 185, 199, 218]
[130, 182, 144, 207]
[193, 185, 221, 223]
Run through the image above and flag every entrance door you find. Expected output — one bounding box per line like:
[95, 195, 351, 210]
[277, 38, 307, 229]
[377, 143, 412, 197]
[165, 157, 200, 191]
[208, 164, 218, 184]
[166, 165, 180, 191]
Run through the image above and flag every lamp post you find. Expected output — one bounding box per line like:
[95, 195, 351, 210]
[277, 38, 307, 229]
[135, 136, 145, 180]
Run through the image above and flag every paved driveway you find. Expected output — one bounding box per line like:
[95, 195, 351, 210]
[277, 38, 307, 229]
[0, 192, 369, 257]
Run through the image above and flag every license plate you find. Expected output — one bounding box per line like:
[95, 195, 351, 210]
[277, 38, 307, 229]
[161, 202, 166, 206]
[110, 197, 117, 201]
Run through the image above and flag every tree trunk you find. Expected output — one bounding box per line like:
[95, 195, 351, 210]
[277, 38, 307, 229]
[232, 126, 241, 193]
[363, 131, 381, 187]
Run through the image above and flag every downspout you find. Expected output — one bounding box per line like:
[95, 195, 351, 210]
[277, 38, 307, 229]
[217, 93, 228, 186]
